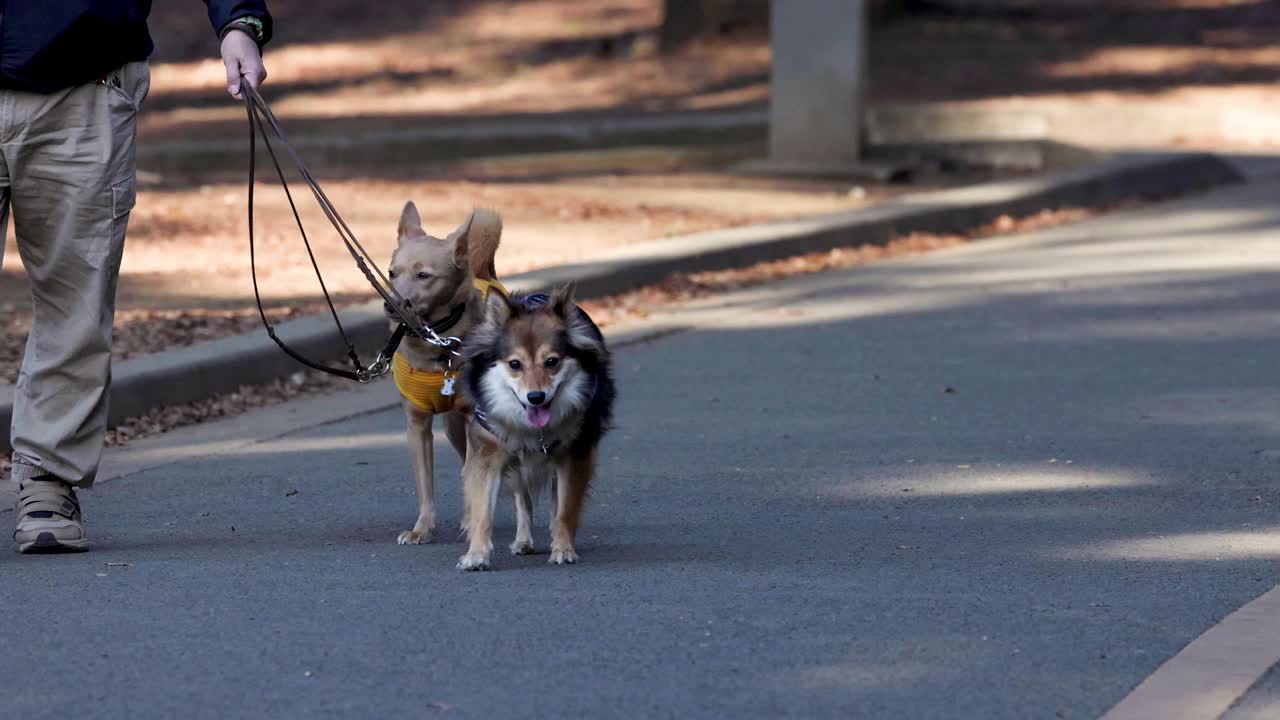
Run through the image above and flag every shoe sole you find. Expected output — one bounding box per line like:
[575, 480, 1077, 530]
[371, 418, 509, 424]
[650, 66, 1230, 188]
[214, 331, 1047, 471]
[16, 531, 90, 554]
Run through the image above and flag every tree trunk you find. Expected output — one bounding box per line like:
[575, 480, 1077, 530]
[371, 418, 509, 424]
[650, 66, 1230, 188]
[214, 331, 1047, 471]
[660, 0, 707, 51]
[660, 0, 768, 52]
[868, 0, 909, 22]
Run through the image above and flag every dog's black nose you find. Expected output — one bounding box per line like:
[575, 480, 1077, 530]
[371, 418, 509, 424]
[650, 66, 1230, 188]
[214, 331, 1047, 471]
[526, 391, 547, 406]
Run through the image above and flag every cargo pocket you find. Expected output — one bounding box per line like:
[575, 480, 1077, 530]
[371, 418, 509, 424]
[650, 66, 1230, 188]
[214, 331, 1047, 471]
[112, 179, 136, 221]
[86, 177, 135, 271]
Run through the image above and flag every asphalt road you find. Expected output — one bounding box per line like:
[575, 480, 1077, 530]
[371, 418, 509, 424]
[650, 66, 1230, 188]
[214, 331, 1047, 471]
[4, 176, 1280, 719]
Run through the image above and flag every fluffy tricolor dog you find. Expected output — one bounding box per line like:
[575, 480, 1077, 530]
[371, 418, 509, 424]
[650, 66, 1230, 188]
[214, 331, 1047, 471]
[456, 286, 616, 570]
[385, 202, 507, 545]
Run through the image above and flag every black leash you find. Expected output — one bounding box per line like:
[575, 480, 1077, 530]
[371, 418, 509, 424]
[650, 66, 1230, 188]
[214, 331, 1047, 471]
[242, 82, 459, 382]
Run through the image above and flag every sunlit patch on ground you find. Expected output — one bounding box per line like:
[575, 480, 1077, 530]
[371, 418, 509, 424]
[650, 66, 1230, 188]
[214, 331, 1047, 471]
[778, 661, 938, 691]
[1059, 527, 1280, 561]
[834, 467, 1156, 500]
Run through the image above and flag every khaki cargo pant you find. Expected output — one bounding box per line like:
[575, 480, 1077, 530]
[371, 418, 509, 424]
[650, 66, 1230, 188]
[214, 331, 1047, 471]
[1, 62, 150, 488]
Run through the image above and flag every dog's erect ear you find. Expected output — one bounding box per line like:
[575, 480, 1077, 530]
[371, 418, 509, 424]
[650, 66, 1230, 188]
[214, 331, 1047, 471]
[483, 289, 515, 327]
[446, 211, 476, 270]
[547, 283, 578, 320]
[549, 283, 603, 354]
[398, 201, 423, 243]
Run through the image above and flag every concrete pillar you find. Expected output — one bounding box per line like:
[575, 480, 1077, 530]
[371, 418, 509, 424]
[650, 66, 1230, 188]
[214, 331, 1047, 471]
[764, 0, 867, 172]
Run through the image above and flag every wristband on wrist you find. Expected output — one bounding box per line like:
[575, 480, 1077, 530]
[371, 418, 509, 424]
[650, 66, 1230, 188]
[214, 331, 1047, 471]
[220, 16, 266, 47]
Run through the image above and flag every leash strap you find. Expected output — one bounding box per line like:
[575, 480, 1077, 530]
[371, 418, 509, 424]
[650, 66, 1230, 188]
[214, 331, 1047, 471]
[243, 83, 423, 382]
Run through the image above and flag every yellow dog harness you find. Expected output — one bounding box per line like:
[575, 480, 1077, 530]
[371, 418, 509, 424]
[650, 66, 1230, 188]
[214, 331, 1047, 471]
[392, 278, 508, 413]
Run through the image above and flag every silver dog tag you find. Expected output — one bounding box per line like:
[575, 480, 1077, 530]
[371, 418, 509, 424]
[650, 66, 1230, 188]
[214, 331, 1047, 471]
[441, 376, 455, 396]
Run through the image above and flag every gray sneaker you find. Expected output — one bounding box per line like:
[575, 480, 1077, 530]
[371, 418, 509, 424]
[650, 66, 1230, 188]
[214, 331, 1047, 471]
[14, 475, 89, 553]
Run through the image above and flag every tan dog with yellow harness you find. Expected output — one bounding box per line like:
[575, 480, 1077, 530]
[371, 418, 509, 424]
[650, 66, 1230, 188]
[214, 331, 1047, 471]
[385, 202, 507, 545]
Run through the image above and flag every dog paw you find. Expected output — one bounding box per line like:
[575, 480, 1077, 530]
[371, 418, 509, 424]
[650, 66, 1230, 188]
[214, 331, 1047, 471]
[548, 547, 578, 565]
[397, 530, 432, 545]
[510, 539, 535, 556]
[456, 552, 492, 571]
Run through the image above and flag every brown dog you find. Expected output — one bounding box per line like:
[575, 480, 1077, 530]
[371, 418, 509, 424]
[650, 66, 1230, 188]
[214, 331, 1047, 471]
[385, 202, 505, 545]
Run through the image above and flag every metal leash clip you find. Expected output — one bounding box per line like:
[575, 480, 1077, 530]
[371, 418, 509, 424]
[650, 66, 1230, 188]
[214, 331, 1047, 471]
[356, 352, 393, 384]
[418, 327, 461, 351]
[413, 321, 464, 354]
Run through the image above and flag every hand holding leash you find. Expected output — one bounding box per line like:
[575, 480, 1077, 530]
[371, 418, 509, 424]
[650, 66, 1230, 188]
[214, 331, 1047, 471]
[222, 28, 267, 99]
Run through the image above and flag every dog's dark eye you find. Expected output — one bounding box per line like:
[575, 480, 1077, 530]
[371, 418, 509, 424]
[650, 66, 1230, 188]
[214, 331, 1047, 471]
[388, 270, 397, 279]
[508, 359, 523, 371]
[544, 357, 560, 369]
[417, 271, 431, 280]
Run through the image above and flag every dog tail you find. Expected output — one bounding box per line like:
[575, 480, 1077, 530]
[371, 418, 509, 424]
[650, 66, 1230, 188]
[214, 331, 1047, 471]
[465, 208, 502, 280]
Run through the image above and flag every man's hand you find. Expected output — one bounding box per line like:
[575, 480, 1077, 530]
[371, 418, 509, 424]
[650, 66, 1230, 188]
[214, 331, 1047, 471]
[221, 29, 267, 99]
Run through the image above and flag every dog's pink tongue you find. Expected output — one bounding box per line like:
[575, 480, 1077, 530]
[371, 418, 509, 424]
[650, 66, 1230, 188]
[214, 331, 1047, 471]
[525, 405, 552, 428]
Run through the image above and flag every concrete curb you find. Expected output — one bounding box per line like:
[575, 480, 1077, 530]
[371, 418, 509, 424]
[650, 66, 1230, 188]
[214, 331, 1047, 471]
[138, 108, 771, 175]
[137, 99, 1280, 176]
[0, 152, 1243, 454]
[1101, 583, 1280, 720]
[867, 100, 1280, 150]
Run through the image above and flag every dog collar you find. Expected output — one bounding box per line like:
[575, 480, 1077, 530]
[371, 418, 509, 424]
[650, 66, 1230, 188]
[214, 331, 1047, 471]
[411, 303, 466, 339]
[473, 408, 560, 455]
[410, 278, 510, 338]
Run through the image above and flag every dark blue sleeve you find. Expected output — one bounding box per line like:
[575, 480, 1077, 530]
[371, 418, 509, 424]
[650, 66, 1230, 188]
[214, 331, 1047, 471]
[205, 1, 273, 45]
